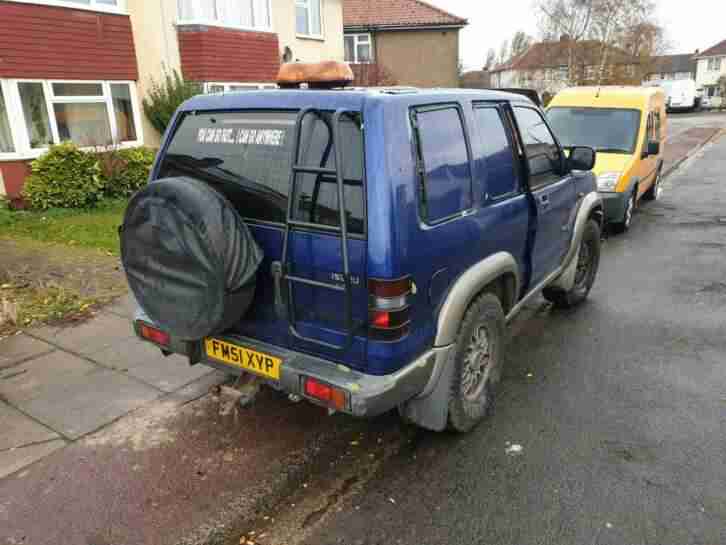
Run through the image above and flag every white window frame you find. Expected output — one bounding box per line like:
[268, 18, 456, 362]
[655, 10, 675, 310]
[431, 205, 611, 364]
[707, 57, 723, 71]
[0, 78, 143, 161]
[344, 33, 373, 64]
[176, 0, 273, 33]
[5, 0, 126, 15]
[203, 82, 277, 93]
[296, 0, 324, 39]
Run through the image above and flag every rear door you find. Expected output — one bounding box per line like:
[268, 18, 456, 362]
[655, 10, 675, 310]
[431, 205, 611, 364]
[285, 111, 368, 368]
[512, 105, 575, 286]
[155, 110, 368, 369]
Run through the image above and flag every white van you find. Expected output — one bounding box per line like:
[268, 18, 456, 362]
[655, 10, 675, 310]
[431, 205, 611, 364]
[646, 79, 699, 112]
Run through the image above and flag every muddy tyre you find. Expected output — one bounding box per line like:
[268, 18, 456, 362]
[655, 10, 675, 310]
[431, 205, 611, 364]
[543, 219, 601, 309]
[643, 165, 663, 201]
[447, 293, 505, 433]
[613, 190, 636, 233]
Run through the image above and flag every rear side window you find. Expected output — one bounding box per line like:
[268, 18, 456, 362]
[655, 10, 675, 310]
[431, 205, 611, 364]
[513, 106, 562, 189]
[413, 106, 473, 223]
[472, 107, 519, 199]
[156, 111, 365, 234]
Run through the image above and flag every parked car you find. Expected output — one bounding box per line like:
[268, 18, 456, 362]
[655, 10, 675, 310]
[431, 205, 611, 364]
[120, 62, 603, 433]
[547, 86, 667, 232]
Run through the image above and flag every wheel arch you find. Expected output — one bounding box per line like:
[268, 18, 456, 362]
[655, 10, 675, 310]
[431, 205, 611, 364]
[434, 252, 520, 347]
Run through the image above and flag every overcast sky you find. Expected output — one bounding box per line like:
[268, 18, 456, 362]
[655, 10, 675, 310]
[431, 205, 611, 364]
[425, 0, 725, 71]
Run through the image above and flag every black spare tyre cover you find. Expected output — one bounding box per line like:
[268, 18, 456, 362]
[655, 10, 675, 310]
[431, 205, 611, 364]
[121, 177, 263, 340]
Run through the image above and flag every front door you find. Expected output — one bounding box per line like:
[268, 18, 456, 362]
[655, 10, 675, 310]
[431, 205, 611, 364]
[512, 106, 575, 286]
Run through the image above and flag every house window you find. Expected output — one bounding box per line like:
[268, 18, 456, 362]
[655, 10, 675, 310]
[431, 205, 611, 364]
[177, 0, 272, 31]
[0, 79, 142, 158]
[18, 82, 53, 149]
[344, 34, 373, 64]
[296, 0, 322, 37]
[707, 57, 723, 71]
[0, 87, 15, 153]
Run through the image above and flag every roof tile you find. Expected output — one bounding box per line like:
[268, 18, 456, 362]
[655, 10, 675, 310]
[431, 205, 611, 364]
[698, 39, 726, 58]
[343, 0, 467, 29]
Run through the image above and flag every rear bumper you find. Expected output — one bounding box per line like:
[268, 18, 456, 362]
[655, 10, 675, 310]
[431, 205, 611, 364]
[133, 308, 451, 418]
[599, 191, 628, 223]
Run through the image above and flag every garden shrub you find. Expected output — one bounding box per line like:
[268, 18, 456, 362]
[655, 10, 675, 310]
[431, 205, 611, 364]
[23, 142, 105, 210]
[102, 147, 156, 198]
[143, 70, 202, 135]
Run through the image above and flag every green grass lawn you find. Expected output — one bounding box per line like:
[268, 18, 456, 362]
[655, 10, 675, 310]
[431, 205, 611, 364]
[0, 199, 127, 255]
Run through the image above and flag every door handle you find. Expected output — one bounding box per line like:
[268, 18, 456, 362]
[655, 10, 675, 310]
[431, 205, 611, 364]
[271, 261, 288, 320]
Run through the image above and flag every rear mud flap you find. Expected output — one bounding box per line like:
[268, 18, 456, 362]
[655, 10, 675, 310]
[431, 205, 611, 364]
[400, 348, 456, 432]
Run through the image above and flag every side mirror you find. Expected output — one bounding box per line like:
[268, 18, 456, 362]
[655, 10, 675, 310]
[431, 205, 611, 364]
[568, 146, 596, 171]
[647, 141, 661, 156]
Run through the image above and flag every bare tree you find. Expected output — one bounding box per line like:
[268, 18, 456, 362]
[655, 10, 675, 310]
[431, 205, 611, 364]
[484, 48, 497, 71]
[537, 0, 666, 86]
[498, 40, 510, 66]
[536, 0, 596, 84]
[511, 31, 533, 58]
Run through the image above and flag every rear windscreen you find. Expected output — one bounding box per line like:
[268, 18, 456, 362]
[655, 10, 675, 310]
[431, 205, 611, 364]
[156, 111, 365, 234]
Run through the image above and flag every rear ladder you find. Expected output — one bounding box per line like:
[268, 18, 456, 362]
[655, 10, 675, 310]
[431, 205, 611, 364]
[276, 107, 357, 351]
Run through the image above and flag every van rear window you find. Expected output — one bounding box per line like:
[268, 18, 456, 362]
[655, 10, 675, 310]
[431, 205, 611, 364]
[156, 111, 365, 234]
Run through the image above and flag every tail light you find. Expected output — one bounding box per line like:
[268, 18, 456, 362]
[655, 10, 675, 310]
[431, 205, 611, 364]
[138, 322, 170, 347]
[368, 276, 412, 341]
[304, 377, 348, 411]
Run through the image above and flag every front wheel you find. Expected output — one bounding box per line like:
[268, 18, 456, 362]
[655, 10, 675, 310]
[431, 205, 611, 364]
[542, 219, 601, 309]
[643, 166, 663, 201]
[613, 190, 636, 233]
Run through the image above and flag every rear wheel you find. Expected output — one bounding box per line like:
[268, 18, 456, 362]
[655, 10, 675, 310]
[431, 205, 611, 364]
[542, 219, 601, 309]
[447, 293, 505, 433]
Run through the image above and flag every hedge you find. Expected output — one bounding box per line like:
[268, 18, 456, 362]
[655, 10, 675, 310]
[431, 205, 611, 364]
[22, 143, 156, 210]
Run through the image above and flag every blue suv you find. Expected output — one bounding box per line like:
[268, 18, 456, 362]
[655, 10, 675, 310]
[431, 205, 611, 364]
[121, 75, 603, 433]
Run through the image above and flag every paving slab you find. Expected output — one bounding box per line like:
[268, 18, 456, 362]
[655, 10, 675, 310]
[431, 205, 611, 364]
[104, 291, 136, 319]
[91, 339, 214, 393]
[29, 312, 135, 356]
[18, 368, 162, 439]
[0, 439, 66, 480]
[0, 333, 55, 370]
[0, 350, 98, 406]
[0, 402, 59, 451]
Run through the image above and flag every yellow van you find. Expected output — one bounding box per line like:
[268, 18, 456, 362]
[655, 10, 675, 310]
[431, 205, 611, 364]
[547, 86, 667, 231]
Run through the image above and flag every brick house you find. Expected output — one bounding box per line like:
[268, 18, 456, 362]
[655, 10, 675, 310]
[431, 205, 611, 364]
[0, 0, 345, 203]
[343, 0, 467, 88]
[644, 53, 697, 82]
[695, 39, 726, 107]
[490, 37, 640, 96]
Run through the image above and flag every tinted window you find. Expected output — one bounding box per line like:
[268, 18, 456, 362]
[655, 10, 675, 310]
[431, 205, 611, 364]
[473, 107, 519, 199]
[292, 113, 365, 234]
[547, 107, 641, 154]
[513, 107, 562, 189]
[156, 111, 365, 234]
[415, 107, 472, 223]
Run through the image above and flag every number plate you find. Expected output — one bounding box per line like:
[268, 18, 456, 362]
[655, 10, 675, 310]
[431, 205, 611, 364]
[204, 338, 281, 380]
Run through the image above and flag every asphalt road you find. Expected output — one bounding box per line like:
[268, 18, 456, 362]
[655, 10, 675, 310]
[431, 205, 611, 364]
[294, 134, 726, 545]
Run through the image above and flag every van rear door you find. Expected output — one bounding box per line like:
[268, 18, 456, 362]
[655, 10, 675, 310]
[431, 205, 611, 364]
[155, 110, 368, 370]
